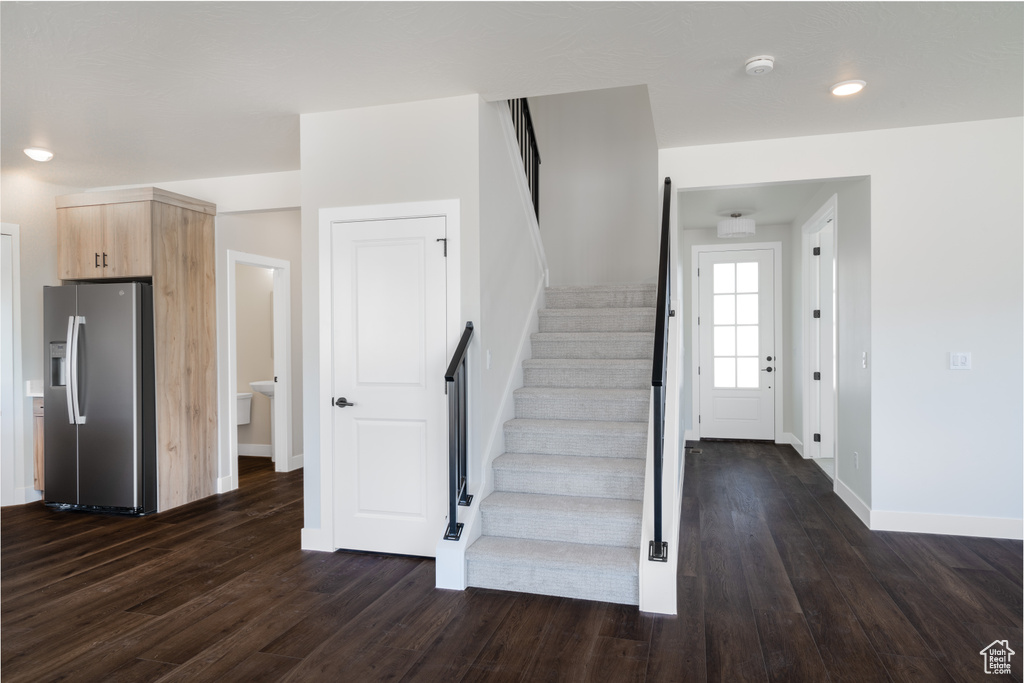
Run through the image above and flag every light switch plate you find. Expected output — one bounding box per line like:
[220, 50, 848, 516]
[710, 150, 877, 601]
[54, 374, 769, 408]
[950, 352, 971, 370]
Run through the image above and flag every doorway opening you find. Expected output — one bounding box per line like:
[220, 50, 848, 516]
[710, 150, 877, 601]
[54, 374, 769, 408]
[692, 243, 783, 441]
[222, 250, 294, 491]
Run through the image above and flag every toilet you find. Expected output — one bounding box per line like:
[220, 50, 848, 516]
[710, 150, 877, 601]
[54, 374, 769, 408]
[236, 392, 253, 425]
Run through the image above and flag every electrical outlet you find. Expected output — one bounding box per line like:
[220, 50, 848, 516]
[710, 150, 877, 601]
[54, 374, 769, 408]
[853, 451, 860, 469]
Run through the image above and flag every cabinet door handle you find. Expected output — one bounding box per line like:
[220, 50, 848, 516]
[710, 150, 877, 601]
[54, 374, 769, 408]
[102, 252, 108, 268]
[95, 252, 101, 268]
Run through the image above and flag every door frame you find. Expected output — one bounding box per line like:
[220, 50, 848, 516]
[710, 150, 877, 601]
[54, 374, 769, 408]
[218, 249, 294, 493]
[801, 195, 838, 464]
[316, 199, 461, 553]
[691, 241, 783, 441]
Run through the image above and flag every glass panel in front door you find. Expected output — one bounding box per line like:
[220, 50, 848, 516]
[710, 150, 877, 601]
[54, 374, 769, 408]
[713, 261, 759, 389]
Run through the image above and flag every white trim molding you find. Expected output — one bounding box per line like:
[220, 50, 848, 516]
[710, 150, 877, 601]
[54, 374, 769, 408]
[835, 478, 872, 528]
[835, 477, 1023, 540]
[871, 510, 1024, 540]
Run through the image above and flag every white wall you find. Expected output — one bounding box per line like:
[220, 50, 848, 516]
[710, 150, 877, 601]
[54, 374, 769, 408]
[0, 172, 84, 498]
[662, 117, 1023, 537]
[299, 95, 483, 534]
[216, 209, 303, 459]
[530, 86, 660, 286]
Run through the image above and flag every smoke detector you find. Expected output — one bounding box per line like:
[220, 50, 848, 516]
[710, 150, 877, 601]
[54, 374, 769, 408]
[745, 56, 775, 76]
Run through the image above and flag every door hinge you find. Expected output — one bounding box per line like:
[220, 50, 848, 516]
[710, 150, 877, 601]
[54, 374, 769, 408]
[698, 366, 701, 375]
[813, 433, 821, 442]
[698, 415, 701, 423]
[813, 247, 821, 256]
[813, 371, 821, 380]
[813, 309, 821, 318]
[436, 238, 447, 257]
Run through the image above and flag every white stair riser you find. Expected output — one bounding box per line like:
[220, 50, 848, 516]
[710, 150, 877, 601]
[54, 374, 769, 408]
[494, 467, 644, 500]
[531, 336, 653, 360]
[481, 506, 641, 547]
[523, 366, 649, 389]
[504, 424, 648, 459]
[538, 310, 655, 333]
[515, 393, 649, 423]
[546, 287, 657, 309]
[466, 560, 637, 605]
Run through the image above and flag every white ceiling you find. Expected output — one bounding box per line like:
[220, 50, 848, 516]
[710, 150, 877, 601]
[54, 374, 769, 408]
[679, 180, 839, 231]
[2, 2, 1022, 189]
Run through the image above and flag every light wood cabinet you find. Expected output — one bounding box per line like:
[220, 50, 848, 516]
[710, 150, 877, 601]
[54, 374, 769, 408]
[55, 188, 218, 511]
[57, 201, 153, 279]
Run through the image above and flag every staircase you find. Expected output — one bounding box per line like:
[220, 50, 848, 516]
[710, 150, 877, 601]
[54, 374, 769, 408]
[466, 283, 656, 605]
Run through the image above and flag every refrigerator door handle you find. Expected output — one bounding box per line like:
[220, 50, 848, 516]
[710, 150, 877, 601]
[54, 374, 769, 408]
[70, 315, 87, 425]
[65, 315, 76, 424]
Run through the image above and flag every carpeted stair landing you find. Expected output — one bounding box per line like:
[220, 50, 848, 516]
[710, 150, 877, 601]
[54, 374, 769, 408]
[466, 284, 655, 605]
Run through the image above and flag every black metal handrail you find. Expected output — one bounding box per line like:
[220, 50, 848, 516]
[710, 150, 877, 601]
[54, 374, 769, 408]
[508, 98, 541, 219]
[649, 177, 672, 562]
[443, 322, 474, 541]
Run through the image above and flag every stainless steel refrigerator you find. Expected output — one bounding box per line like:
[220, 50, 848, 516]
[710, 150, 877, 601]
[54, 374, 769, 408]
[44, 282, 156, 514]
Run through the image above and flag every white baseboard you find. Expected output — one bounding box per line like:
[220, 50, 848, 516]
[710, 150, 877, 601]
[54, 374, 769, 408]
[683, 429, 698, 443]
[288, 452, 304, 471]
[216, 475, 234, 494]
[11, 487, 42, 505]
[776, 432, 804, 457]
[871, 510, 1024, 540]
[835, 478, 872, 528]
[301, 527, 333, 552]
[238, 444, 272, 457]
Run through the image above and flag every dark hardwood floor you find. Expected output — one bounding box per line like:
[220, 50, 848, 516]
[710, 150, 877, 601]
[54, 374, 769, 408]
[2, 447, 1021, 682]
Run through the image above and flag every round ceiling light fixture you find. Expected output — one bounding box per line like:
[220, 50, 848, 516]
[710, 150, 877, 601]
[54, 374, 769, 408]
[831, 80, 866, 97]
[717, 213, 756, 239]
[24, 147, 54, 162]
[745, 56, 775, 76]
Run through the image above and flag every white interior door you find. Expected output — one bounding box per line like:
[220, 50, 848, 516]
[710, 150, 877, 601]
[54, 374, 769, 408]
[331, 215, 448, 557]
[807, 226, 836, 459]
[698, 249, 775, 439]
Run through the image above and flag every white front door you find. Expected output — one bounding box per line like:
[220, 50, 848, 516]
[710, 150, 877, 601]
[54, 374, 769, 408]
[698, 249, 775, 440]
[331, 215, 448, 557]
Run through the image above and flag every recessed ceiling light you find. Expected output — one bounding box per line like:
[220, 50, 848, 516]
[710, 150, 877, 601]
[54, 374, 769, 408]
[24, 147, 54, 162]
[831, 80, 866, 97]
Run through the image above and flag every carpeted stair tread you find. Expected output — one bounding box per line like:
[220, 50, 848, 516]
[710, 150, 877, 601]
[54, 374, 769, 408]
[523, 358, 652, 389]
[514, 386, 650, 422]
[480, 491, 642, 547]
[493, 452, 645, 500]
[466, 536, 639, 605]
[503, 418, 648, 458]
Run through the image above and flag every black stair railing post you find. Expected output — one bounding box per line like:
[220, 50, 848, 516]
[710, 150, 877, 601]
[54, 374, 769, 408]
[650, 177, 672, 562]
[444, 322, 474, 541]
